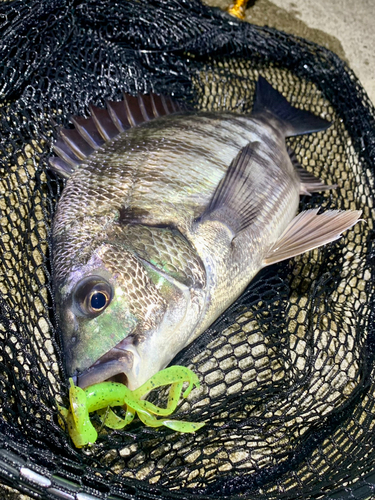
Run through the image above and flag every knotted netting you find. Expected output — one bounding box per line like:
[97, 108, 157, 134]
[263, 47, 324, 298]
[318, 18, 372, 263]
[1, 1, 375, 499]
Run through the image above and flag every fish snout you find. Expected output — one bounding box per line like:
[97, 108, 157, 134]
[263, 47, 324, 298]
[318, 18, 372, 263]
[74, 338, 141, 390]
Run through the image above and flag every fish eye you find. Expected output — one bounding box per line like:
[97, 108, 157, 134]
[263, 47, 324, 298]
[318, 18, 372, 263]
[73, 276, 113, 317]
[90, 291, 109, 312]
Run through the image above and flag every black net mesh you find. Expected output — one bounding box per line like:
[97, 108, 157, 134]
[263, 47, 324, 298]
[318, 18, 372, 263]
[1, 1, 375, 499]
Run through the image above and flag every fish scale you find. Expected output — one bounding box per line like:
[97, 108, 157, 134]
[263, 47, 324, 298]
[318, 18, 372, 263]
[55, 114, 262, 228]
[102, 244, 167, 330]
[111, 224, 206, 288]
[51, 77, 361, 390]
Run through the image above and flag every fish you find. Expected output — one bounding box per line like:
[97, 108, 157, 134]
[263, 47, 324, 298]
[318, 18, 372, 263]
[50, 77, 361, 391]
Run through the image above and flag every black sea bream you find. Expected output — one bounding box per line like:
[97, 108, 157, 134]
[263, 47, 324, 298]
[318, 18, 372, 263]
[50, 77, 361, 390]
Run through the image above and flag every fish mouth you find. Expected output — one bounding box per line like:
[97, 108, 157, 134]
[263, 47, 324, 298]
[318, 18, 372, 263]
[74, 337, 140, 389]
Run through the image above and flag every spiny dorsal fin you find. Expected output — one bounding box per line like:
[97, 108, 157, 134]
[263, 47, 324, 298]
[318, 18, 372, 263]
[253, 76, 331, 137]
[49, 94, 188, 178]
[263, 208, 362, 266]
[288, 147, 337, 195]
[199, 142, 263, 235]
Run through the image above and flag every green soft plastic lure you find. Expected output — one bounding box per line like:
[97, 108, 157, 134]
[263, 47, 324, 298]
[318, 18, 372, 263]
[57, 366, 205, 448]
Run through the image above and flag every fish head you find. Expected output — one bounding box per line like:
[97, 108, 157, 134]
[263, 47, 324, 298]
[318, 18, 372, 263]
[55, 239, 205, 390]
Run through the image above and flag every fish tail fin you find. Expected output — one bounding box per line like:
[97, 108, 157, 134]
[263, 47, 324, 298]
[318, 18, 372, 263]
[253, 76, 331, 137]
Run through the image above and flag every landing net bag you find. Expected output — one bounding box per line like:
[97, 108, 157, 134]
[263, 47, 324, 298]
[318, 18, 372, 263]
[1, 1, 375, 499]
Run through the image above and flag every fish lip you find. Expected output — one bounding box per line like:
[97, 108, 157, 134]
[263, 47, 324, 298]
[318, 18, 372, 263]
[75, 337, 139, 389]
[76, 357, 133, 389]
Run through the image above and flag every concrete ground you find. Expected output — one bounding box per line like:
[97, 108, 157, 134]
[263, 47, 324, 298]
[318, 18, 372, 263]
[2, 0, 374, 498]
[205, 0, 375, 103]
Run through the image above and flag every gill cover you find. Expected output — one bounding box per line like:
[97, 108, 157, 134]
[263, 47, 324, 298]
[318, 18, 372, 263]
[56, 247, 155, 379]
[59, 224, 206, 388]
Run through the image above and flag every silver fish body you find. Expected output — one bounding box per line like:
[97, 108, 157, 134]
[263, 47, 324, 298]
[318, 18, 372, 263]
[51, 78, 361, 390]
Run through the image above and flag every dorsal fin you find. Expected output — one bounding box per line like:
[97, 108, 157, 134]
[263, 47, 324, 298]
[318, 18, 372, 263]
[49, 94, 188, 178]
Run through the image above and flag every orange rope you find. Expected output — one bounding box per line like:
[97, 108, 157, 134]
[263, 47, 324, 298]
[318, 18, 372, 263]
[227, 0, 248, 19]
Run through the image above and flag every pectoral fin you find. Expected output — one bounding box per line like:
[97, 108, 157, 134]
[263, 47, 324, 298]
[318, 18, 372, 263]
[263, 209, 362, 266]
[199, 142, 263, 235]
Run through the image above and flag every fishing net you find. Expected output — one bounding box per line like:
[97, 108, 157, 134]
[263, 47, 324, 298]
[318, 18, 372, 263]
[1, 0, 375, 498]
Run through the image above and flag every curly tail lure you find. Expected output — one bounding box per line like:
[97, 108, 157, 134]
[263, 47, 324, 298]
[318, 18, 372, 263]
[57, 366, 205, 448]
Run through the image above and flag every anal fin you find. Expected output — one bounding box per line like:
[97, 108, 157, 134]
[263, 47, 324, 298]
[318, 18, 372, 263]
[263, 209, 362, 266]
[288, 147, 337, 195]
